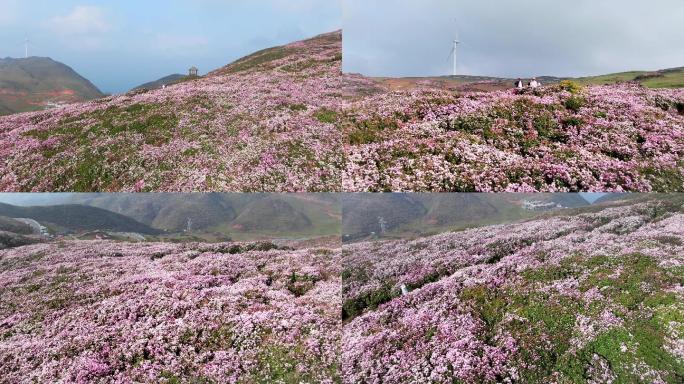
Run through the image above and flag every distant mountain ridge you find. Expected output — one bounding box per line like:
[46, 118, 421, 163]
[369, 66, 684, 92]
[0, 57, 103, 115]
[132, 74, 187, 91]
[342, 194, 592, 240]
[0, 202, 160, 234]
[65, 193, 340, 235]
[0, 193, 342, 242]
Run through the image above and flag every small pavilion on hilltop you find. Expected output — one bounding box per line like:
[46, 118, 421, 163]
[188, 66, 198, 77]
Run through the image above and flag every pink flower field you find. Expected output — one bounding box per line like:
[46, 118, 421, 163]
[1, 195, 683, 383]
[1, 30, 683, 193]
[0, 31, 344, 192]
[342, 83, 684, 192]
[0, 241, 341, 383]
[342, 195, 684, 383]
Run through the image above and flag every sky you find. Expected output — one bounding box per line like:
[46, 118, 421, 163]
[0, 0, 341, 93]
[343, 0, 684, 78]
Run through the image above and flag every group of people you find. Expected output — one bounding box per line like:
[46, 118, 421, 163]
[514, 77, 542, 90]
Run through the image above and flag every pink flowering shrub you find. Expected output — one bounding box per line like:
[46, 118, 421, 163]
[0, 241, 341, 383]
[342, 196, 684, 383]
[342, 84, 684, 192]
[0, 31, 344, 192]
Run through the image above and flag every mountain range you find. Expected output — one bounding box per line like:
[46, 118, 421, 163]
[341, 193, 631, 240]
[0, 202, 160, 235]
[68, 193, 339, 234]
[0, 192, 637, 241]
[0, 193, 341, 240]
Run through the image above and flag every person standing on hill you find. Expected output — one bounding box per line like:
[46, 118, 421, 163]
[529, 77, 541, 88]
[514, 78, 524, 90]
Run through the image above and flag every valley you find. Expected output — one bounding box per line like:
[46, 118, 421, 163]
[0, 193, 341, 248]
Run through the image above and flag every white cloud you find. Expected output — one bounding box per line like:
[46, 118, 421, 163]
[46, 6, 111, 50]
[49, 6, 110, 35]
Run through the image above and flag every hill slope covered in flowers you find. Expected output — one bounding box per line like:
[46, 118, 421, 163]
[0, 240, 341, 383]
[342, 196, 684, 383]
[342, 83, 684, 192]
[2, 30, 683, 193]
[0, 31, 344, 192]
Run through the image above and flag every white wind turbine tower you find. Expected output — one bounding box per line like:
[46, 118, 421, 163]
[450, 38, 459, 76]
[447, 21, 460, 77]
[23, 36, 32, 58]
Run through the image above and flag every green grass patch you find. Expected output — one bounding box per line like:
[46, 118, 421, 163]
[248, 343, 340, 384]
[280, 59, 319, 73]
[224, 46, 295, 74]
[460, 253, 684, 382]
[640, 165, 684, 192]
[314, 108, 338, 124]
[287, 103, 307, 112]
[342, 284, 395, 321]
[564, 95, 586, 113]
[346, 115, 399, 145]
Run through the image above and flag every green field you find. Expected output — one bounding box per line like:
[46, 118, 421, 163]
[577, 67, 684, 88]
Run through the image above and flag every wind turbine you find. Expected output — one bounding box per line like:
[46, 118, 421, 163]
[449, 38, 460, 77]
[23, 36, 32, 58]
[447, 21, 460, 77]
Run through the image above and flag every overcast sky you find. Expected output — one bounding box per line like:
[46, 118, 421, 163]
[0, 0, 340, 93]
[343, 0, 684, 78]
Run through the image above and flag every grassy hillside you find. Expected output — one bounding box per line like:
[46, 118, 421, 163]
[341, 194, 427, 238]
[0, 230, 41, 249]
[151, 197, 236, 232]
[0, 57, 103, 115]
[577, 67, 684, 88]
